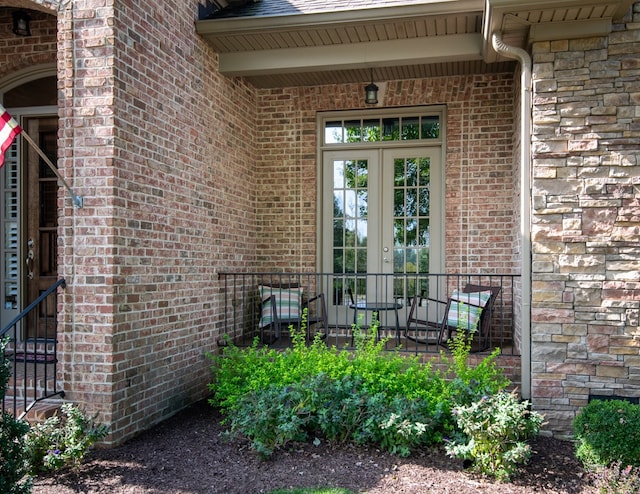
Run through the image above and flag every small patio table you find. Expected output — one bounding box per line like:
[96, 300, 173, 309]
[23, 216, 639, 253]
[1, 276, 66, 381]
[349, 300, 403, 344]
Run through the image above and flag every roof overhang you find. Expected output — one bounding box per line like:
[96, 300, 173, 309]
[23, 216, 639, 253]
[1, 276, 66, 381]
[195, 0, 635, 88]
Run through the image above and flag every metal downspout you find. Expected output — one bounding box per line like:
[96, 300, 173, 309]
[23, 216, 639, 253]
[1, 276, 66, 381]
[491, 32, 532, 400]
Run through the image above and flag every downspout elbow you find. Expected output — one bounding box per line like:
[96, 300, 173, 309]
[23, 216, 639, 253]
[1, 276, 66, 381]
[491, 32, 532, 76]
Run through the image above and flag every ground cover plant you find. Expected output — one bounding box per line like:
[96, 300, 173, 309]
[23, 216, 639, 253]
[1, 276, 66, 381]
[209, 313, 540, 480]
[24, 403, 109, 475]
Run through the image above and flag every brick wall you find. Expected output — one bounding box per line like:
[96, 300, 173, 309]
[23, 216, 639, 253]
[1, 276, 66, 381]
[54, 0, 258, 443]
[255, 74, 518, 275]
[530, 2, 640, 437]
[0, 9, 56, 78]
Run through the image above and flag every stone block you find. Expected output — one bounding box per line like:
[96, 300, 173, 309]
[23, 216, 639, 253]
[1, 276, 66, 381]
[533, 166, 557, 179]
[567, 344, 588, 359]
[582, 207, 617, 236]
[531, 341, 568, 362]
[596, 364, 629, 379]
[568, 139, 598, 151]
[561, 324, 589, 336]
[570, 37, 607, 51]
[534, 79, 559, 93]
[587, 333, 610, 353]
[609, 29, 640, 44]
[552, 334, 582, 344]
[558, 104, 591, 117]
[603, 92, 630, 106]
[555, 57, 585, 71]
[550, 40, 569, 52]
[532, 260, 555, 272]
[533, 111, 561, 125]
[558, 254, 605, 273]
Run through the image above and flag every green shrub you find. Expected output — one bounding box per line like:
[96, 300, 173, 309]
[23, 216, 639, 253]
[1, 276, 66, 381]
[573, 399, 640, 469]
[209, 312, 352, 414]
[0, 336, 32, 494]
[442, 333, 510, 407]
[226, 372, 445, 459]
[445, 390, 544, 482]
[211, 315, 511, 460]
[0, 413, 32, 494]
[24, 403, 108, 474]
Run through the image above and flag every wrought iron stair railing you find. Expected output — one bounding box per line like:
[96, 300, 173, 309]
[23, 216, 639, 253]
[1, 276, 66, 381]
[1, 278, 66, 419]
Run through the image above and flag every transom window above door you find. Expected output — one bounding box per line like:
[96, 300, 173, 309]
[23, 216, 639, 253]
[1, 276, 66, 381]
[323, 112, 441, 145]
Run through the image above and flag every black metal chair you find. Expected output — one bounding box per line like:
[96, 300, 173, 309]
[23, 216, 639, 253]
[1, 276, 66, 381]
[404, 284, 501, 351]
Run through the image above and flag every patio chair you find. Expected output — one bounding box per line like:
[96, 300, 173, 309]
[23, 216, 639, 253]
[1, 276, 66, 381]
[258, 283, 328, 343]
[404, 284, 500, 351]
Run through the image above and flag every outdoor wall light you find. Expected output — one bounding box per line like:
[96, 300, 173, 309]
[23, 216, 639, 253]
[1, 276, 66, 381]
[12, 11, 31, 37]
[364, 68, 378, 105]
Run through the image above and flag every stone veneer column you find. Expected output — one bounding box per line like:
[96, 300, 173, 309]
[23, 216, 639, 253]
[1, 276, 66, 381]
[530, 2, 640, 437]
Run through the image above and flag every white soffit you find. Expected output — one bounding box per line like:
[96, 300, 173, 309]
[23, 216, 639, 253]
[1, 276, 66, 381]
[219, 33, 483, 76]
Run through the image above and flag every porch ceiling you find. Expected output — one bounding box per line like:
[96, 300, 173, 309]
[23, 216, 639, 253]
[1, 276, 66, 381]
[195, 0, 635, 88]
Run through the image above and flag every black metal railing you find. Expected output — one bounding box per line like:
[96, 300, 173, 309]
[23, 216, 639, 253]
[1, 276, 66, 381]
[217, 272, 521, 356]
[1, 278, 66, 418]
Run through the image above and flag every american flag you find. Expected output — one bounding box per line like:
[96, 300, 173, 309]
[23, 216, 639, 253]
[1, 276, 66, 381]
[0, 104, 22, 168]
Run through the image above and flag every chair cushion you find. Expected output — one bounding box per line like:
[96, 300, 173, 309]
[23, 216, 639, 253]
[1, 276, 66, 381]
[446, 290, 492, 332]
[258, 285, 303, 328]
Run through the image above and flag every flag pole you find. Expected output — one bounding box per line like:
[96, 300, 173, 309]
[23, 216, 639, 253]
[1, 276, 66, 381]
[20, 130, 83, 208]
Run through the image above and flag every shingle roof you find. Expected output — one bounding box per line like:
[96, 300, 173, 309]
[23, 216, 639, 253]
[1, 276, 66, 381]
[207, 0, 438, 19]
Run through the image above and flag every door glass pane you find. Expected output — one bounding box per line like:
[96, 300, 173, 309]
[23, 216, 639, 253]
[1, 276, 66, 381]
[325, 121, 344, 144]
[382, 118, 399, 141]
[345, 121, 361, 142]
[421, 116, 440, 139]
[362, 119, 380, 142]
[333, 159, 368, 275]
[393, 155, 431, 299]
[402, 117, 419, 140]
[330, 157, 371, 306]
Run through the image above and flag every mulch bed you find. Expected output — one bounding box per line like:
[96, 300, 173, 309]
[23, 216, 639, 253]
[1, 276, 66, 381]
[32, 400, 596, 494]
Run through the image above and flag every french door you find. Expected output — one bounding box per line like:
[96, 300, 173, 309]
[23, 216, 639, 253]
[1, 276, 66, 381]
[322, 146, 442, 323]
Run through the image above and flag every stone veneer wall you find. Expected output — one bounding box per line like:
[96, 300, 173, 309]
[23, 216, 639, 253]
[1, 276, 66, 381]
[530, 2, 640, 437]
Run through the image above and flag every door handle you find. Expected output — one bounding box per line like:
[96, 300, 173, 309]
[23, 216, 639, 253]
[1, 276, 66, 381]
[25, 238, 34, 280]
